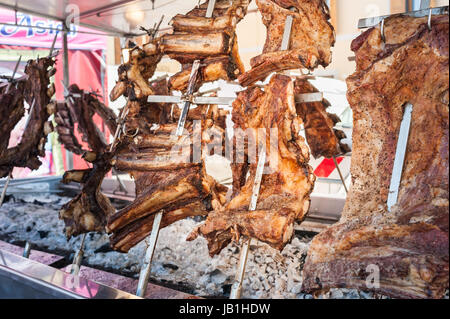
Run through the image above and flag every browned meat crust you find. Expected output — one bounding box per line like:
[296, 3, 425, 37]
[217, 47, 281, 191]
[302, 15, 449, 299]
[239, 0, 335, 86]
[0, 56, 56, 177]
[188, 74, 315, 256]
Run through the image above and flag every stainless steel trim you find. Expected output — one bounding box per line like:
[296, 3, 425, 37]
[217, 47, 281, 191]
[0, 249, 140, 299]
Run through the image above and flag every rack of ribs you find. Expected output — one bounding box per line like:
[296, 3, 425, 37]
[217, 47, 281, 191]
[107, 102, 228, 253]
[57, 85, 118, 238]
[161, 0, 249, 92]
[0, 80, 26, 157]
[110, 39, 163, 102]
[239, 0, 335, 87]
[302, 14, 449, 299]
[188, 74, 316, 256]
[0, 56, 56, 178]
[294, 79, 350, 158]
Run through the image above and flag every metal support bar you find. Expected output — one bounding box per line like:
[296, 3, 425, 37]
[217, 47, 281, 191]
[358, 6, 448, 29]
[332, 156, 348, 194]
[387, 103, 413, 212]
[62, 25, 73, 171]
[147, 92, 323, 106]
[206, 0, 216, 18]
[230, 146, 266, 299]
[229, 238, 251, 299]
[136, 211, 163, 297]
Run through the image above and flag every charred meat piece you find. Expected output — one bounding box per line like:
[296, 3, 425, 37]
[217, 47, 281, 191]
[54, 101, 84, 155]
[294, 79, 350, 158]
[110, 41, 163, 101]
[0, 56, 56, 177]
[302, 15, 449, 299]
[188, 74, 315, 256]
[55, 85, 118, 238]
[239, 0, 335, 86]
[107, 105, 228, 253]
[122, 77, 173, 134]
[55, 84, 118, 155]
[59, 152, 115, 238]
[0, 82, 25, 155]
[162, 0, 249, 91]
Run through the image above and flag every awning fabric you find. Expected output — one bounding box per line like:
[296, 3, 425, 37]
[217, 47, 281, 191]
[0, 8, 107, 50]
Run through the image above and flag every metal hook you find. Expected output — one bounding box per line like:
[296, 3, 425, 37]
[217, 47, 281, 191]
[126, 127, 140, 138]
[380, 19, 386, 43]
[427, 8, 432, 31]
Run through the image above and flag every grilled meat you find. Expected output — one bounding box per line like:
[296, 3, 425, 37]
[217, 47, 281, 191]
[302, 14, 449, 299]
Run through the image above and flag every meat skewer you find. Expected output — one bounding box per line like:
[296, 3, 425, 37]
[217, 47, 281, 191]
[230, 144, 267, 299]
[56, 82, 120, 275]
[239, 0, 335, 87]
[302, 13, 449, 299]
[188, 75, 316, 279]
[0, 56, 23, 207]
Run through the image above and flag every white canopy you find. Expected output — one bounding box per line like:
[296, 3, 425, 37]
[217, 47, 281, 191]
[0, 0, 202, 37]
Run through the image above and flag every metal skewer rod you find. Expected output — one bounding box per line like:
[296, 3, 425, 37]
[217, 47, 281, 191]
[136, 210, 163, 297]
[5, 55, 22, 94]
[332, 156, 348, 194]
[387, 103, 413, 212]
[176, 60, 201, 136]
[280, 8, 295, 51]
[23, 241, 32, 258]
[357, 5, 447, 29]
[0, 172, 12, 207]
[71, 232, 87, 275]
[147, 93, 322, 105]
[49, 33, 58, 57]
[175, 1, 215, 137]
[230, 145, 267, 299]
[206, 0, 216, 18]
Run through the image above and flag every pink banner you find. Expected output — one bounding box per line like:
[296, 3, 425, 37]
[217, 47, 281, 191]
[0, 9, 107, 50]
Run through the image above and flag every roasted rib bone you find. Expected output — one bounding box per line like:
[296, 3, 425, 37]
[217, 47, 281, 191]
[162, 0, 249, 92]
[239, 0, 335, 86]
[302, 14, 449, 299]
[107, 104, 228, 253]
